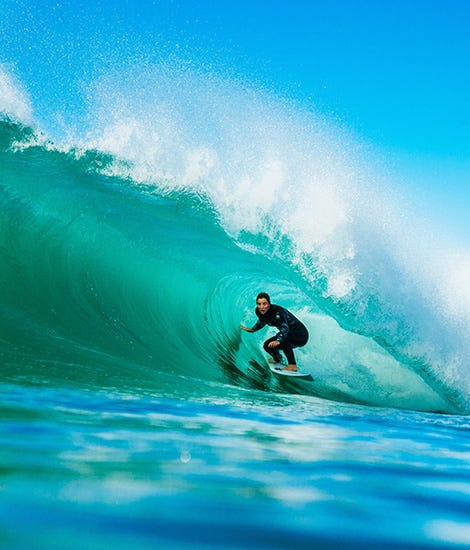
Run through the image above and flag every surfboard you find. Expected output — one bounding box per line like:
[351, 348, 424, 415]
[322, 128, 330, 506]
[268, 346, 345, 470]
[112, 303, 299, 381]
[267, 360, 313, 381]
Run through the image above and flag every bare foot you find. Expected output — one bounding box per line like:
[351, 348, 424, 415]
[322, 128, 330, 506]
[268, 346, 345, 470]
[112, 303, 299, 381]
[282, 364, 298, 372]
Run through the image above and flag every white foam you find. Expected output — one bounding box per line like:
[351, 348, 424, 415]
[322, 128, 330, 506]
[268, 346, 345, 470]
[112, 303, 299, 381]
[79, 64, 470, 306]
[81, 64, 366, 254]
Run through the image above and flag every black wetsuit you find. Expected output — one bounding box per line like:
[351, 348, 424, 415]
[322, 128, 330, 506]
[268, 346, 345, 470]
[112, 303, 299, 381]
[251, 304, 309, 365]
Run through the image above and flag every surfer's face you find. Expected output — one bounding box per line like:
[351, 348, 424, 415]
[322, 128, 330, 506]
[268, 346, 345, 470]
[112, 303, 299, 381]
[256, 298, 270, 314]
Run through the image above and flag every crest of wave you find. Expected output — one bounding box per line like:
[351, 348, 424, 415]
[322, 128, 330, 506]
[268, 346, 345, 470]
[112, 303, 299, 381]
[82, 62, 385, 296]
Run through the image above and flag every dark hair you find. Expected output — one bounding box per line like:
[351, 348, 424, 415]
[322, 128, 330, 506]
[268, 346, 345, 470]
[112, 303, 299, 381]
[256, 292, 271, 303]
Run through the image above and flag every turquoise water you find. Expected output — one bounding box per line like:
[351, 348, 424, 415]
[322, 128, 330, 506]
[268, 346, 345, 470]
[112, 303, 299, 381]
[1, 81, 470, 547]
[2, 381, 470, 550]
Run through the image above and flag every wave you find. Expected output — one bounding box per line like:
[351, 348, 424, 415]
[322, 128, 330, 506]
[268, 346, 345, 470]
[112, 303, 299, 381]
[1, 63, 469, 414]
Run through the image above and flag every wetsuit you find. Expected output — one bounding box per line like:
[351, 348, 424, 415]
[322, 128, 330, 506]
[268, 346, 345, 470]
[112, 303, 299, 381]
[251, 304, 309, 365]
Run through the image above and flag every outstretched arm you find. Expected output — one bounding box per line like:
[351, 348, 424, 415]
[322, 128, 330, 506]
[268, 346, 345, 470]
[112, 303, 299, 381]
[241, 319, 265, 333]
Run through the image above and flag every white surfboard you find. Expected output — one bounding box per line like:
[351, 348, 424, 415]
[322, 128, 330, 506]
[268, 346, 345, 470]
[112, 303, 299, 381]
[267, 359, 313, 381]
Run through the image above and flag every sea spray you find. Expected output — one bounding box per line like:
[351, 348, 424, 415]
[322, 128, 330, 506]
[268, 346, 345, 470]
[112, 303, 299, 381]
[0, 64, 34, 124]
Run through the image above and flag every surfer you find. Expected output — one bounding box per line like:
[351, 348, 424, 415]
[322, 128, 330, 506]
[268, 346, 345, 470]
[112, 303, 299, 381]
[241, 292, 309, 372]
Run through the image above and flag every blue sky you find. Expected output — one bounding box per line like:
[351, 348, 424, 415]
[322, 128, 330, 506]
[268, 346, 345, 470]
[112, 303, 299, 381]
[1, 0, 469, 239]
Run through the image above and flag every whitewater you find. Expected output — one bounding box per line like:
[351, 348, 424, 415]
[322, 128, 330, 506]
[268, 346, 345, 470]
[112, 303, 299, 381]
[1, 63, 470, 548]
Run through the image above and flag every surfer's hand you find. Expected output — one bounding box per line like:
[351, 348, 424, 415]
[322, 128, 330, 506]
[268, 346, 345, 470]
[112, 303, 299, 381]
[240, 325, 254, 332]
[268, 340, 280, 348]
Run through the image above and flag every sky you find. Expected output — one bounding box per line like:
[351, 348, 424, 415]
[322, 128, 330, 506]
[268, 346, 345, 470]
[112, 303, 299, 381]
[1, 0, 469, 239]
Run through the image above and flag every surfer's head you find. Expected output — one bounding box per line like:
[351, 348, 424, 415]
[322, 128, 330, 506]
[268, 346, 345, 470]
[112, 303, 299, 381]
[256, 292, 271, 314]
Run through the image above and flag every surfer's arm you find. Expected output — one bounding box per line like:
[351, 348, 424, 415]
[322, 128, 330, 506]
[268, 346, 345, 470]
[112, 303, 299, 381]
[241, 319, 265, 333]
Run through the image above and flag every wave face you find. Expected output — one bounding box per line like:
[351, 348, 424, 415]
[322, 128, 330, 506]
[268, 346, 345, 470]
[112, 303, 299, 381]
[1, 63, 470, 414]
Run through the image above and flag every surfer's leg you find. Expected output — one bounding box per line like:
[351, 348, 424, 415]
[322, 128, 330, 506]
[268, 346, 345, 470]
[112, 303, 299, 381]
[263, 337, 283, 363]
[278, 327, 308, 371]
[282, 345, 296, 365]
[278, 343, 298, 371]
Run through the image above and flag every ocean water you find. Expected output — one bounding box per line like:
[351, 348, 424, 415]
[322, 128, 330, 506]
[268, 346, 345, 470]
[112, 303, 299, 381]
[1, 62, 470, 549]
